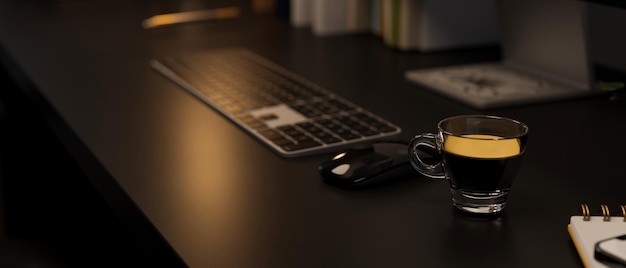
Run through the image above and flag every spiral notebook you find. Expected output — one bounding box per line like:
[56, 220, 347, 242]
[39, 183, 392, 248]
[568, 204, 626, 268]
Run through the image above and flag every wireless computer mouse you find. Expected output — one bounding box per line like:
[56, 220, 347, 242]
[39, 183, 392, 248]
[318, 142, 420, 188]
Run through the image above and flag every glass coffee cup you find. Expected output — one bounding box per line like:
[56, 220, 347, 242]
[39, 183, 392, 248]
[409, 115, 528, 214]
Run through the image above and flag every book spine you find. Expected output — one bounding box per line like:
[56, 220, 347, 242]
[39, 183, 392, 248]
[381, 0, 398, 48]
[370, 0, 381, 36]
[397, 0, 421, 50]
[290, 0, 312, 27]
[311, 0, 348, 36]
[347, 0, 371, 32]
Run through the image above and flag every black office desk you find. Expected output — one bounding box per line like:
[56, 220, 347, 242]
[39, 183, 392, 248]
[1, 1, 625, 267]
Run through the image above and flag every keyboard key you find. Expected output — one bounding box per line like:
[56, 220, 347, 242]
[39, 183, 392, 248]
[334, 128, 361, 140]
[258, 128, 294, 146]
[289, 104, 323, 118]
[316, 102, 341, 115]
[295, 122, 342, 144]
[317, 134, 342, 144]
[351, 112, 397, 132]
[294, 122, 317, 132]
[278, 126, 311, 143]
[235, 113, 267, 129]
[327, 99, 354, 112]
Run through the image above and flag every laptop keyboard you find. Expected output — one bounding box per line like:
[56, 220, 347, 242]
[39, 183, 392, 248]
[152, 48, 401, 157]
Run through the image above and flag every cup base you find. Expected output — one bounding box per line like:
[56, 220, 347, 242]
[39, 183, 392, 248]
[451, 189, 508, 214]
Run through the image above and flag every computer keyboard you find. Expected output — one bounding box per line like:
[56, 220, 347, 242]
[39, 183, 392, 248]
[151, 48, 401, 157]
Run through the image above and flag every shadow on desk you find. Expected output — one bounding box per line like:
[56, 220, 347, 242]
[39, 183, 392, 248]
[0, 68, 147, 267]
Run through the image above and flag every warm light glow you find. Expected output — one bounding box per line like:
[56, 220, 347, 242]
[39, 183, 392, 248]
[142, 7, 241, 29]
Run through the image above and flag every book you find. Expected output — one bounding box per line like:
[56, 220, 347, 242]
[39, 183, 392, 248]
[370, 0, 382, 36]
[311, 0, 348, 36]
[380, 0, 400, 49]
[310, 0, 371, 36]
[347, 0, 371, 32]
[568, 204, 626, 268]
[290, 0, 311, 27]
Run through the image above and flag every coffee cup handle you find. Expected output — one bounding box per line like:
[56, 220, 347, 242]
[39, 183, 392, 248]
[408, 133, 446, 179]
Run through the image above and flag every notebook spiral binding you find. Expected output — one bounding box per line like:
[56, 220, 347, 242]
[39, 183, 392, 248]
[579, 204, 626, 222]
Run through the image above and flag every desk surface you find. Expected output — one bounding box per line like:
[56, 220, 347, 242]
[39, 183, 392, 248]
[1, 1, 625, 267]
